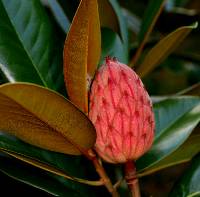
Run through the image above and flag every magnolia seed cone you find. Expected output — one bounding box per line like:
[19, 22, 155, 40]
[89, 57, 155, 164]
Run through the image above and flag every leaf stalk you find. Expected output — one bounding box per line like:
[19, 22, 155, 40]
[125, 161, 141, 197]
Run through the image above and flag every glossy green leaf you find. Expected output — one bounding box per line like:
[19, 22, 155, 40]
[138, 133, 200, 177]
[137, 96, 200, 171]
[122, 9, 141, 35]
[0, 0, 64, 91]
[0, 0, 93, 194]
[63, 0, 101, 113]
[108, 0, 129, 62]
[170, 154, 200, 197]
[0, 132, 95, 196]
[100, 28, 128, 64]
[0, 155, 78, 197]
[136, 23, 198, 78]
[0, 83, 96, 155]
[97, 0, 129, 64]
[0, 149, 102, 186]
[46, 0, 70, 33]
[137, 0, 165, 44]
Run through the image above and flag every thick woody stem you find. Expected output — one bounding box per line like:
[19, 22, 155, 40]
[87, 149, 120, 197]
[125, 161, 141, 197]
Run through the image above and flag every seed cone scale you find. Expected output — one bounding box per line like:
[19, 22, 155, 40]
[89, 57, 155, 163]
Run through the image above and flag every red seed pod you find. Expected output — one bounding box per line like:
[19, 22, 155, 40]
[89, 57, 155, 163]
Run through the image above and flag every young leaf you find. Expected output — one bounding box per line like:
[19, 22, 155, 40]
[136, 22, 198, 78]
[0, 83, 96, 155]
[0, 0, 64, 91]
[137, 96, 200, 171]
[169, 154, 200, 197]
[63, 0, 101, 113]
[0, 149, 102, 186]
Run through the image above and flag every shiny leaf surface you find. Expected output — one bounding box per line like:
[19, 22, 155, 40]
[137, 96, 200, 171]
[63, 0, 101, 113]
[0, 132, 95, 196]
[138, 133, 200, 177]
[101, 28, 128, 64]
[170, 154, 200, 197]
[0, 0, 64, 91]
[46, 0, 70, 33]
[0, 83, 96, 155]
[109, 0, 129, 62]
[0, 149, 102, 186]
[0, 156, 78, 197]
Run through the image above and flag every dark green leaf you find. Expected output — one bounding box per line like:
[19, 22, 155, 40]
[107, 0, 129, 63]
[108, 0, 128, 44]
[101, 28, 128, 64]
[138, 133, 200, 177]
[46, 0, 70, 33]
[137, 97, 200, 171]
[137, 0, 165, 44]
[129, 0, 166, 67]
[170, 154, 200, 197]
[0, 0, 64, 91]
[98, 0, 120, 36]
[122, 9, 141, 35]
[0, 155, 78, 197]
[0, 132, 95, 197]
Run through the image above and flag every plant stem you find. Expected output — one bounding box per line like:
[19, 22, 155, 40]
[125, 161, 141, 197]
[87, 149, 120, 197]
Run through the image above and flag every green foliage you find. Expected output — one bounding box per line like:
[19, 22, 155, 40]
[0, 0, 199, 196]
[137, 0, 165, 44]
[0, 0, 64, 92]
[170, 154, 200, 197]
[137, 97, 200, 172]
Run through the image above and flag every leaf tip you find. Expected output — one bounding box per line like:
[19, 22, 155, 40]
[191, 21, 198, 29]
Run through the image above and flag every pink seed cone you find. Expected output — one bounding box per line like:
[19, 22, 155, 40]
[89, 57, 155, 164]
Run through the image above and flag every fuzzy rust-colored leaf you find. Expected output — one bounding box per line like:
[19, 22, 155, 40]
[63, 0, 101, 113]
[0, 83, 96, 155]
[136, 22, 198, 78]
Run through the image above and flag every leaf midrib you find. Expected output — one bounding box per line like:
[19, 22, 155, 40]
[0, 91, 81, 154]
[2, 1, 48, 87]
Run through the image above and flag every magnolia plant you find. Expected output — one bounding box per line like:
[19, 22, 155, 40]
[0, 0, 200, 197]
